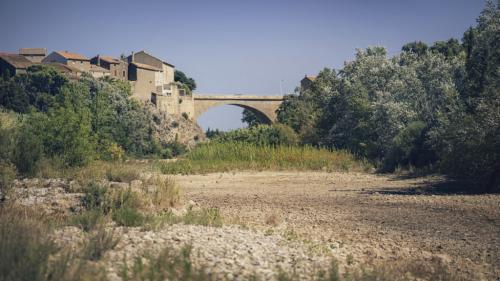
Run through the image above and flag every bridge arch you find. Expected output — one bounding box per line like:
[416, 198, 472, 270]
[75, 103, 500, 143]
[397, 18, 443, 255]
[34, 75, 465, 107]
[193, 95, 283, 123]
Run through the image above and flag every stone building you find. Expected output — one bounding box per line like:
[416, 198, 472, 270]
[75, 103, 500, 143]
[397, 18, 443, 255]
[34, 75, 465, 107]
[19, 48, 47, 63]
[0, 54, 34, 76]
[42, 51, 91, 72]
[126, 51, 193, 117]
[90, 55, 128, 80]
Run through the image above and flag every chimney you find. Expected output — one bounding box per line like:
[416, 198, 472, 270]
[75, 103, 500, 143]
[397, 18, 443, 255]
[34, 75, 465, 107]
[131, 51, 135, 63]
[97, 55, 100, 66]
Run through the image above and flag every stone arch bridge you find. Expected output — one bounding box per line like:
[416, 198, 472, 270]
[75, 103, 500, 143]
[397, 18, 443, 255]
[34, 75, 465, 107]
[192, 94, 284, 123]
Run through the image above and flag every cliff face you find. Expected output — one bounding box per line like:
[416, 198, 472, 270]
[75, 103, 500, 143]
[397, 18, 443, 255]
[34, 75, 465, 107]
[148, 105, 206, 149]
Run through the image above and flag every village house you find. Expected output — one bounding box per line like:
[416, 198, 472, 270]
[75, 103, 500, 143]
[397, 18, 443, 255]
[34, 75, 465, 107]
[90, 55, 128, 80]
[0, 53, 34, 77]
[19, 48, 47, 63]
[42, 51, 91, 71]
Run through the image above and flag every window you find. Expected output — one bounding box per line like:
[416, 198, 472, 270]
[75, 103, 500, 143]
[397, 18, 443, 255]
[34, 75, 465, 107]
[123, 70, 125, 77]
[114, 70, 117, 76]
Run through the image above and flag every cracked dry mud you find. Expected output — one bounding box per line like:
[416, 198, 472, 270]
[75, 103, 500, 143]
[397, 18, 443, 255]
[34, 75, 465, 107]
[174, 171, 500, 280]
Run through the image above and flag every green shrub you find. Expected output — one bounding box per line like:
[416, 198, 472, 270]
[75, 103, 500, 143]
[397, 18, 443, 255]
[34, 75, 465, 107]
[0, 161, 16, 195]
[82, 183, 112, 213]
[112, 206, 145, 227]
[81, 182, 146, 227]
[214, 124, 299, 146]
[12, 115, 44, 176]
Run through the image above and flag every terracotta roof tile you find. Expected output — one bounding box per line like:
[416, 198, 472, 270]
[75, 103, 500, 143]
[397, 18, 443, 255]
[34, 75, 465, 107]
[99, 55, 120, 64]
[55, 51, 89, 61]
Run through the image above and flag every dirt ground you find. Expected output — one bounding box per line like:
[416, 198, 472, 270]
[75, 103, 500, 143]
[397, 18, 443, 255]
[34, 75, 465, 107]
[174, 171, 500, 280]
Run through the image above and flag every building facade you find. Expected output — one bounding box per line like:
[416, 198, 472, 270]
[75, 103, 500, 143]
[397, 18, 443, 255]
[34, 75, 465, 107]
[90, 55, 128, 80]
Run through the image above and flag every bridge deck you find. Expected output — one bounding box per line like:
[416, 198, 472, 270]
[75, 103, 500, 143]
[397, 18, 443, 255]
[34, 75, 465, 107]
[193, 94, 284, 101]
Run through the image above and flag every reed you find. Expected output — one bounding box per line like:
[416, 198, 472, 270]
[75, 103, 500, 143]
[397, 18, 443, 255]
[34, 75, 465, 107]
[158, 142, 370, 174]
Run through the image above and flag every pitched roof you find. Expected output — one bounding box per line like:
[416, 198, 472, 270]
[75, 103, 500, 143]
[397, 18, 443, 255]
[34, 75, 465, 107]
[130, 62, 161, 71]
[303, 76, 316, 81]
[55, 51, 89, 61]
[129, 50, 175, 67]
[99, 55, 120, 64]
[92, 55, 121, 64]
[0, 54, 34, 69]
[19, 48, 47, 56]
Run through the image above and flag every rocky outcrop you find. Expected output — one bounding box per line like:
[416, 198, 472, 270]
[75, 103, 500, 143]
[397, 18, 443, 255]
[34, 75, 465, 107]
[148, 105, 206, 149]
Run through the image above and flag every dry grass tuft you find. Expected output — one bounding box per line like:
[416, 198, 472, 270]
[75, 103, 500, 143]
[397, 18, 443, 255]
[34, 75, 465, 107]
[142, 175, 182, 211]
[265, 213, 281, 226]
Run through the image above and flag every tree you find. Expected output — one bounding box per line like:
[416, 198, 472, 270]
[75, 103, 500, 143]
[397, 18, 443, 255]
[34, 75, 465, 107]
[174, 70, 197, 91]
[241, 109, 264, 127]
[402, 41, 428, 56]
[430, 38, 463, 59]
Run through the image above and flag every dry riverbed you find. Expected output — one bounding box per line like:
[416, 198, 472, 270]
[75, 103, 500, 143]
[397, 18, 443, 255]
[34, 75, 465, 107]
[174, 171, 500, 280]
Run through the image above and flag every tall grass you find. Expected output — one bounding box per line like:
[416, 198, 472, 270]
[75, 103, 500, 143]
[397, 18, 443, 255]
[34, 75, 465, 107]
[158, 142, 370, 174]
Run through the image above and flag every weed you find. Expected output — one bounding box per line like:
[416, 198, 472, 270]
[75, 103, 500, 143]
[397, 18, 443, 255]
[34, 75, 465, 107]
[346, 254, 354, 266]
[0, 205, 58, 281]
[69, 209, 107, 232]
[112, 206, 145, 227]
[105, 163, 141, 183]
[120, 245, 210, 281]
[80, 182, 146, 227]
[0, 161, 16, 198]
[81, 225, 119, 261]
[143, 176, 181, 211]
[182, 207, 223, 227]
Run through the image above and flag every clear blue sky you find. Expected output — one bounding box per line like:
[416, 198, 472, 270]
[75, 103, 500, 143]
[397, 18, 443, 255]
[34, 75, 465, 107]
[0, 0, 486, 130]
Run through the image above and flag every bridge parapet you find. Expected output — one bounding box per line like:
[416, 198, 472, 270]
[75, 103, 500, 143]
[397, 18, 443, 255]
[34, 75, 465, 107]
[193, 94, 284, 101]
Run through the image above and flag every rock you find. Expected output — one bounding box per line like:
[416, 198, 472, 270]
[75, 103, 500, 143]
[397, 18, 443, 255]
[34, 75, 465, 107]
[147, 104, 206, 149]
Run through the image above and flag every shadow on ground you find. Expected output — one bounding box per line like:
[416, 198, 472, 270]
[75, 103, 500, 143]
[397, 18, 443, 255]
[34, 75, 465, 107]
[361, 177, 491, 196]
